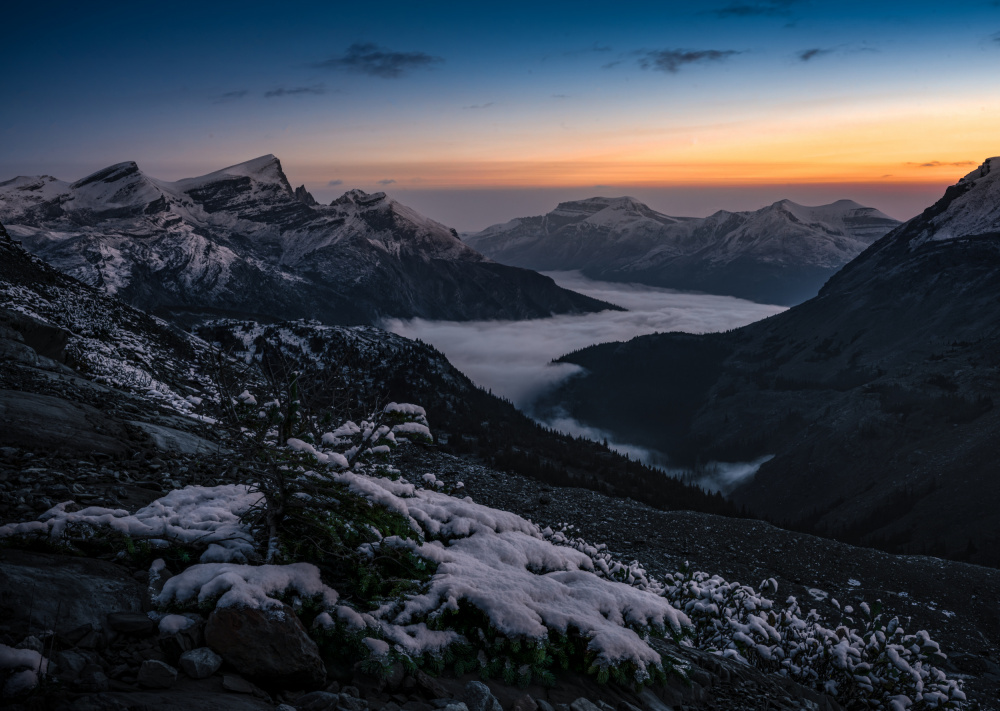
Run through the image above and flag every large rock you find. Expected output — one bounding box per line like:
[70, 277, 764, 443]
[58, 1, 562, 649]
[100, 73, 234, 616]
[0, 389, 132, 456]
[138, 659, 178, 689]
[129, 420, 227, 455]
[179, 647, 223, 679]
[107, 612, 156, 635]
[463, 682, 502, 711]
[0, 550, 144, 638]
[0, 307, 70, 362]
[205, 605, 325, 687]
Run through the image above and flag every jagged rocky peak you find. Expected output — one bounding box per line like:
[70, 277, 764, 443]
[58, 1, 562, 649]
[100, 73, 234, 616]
[958, 156, 998, 185]
[294, 185, 317, 206]
[331, 188, 389, 208]
[554, 195, 645, 213]
[900, 155, 1000, 244]
[176, 154, 294, 196]
[69, 161, 142, 189]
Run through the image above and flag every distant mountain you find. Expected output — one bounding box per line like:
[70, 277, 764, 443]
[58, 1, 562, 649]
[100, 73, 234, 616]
[466, 196, 900, 305]
[534, 158, 1000, 565]
[0, 156, 614, 325]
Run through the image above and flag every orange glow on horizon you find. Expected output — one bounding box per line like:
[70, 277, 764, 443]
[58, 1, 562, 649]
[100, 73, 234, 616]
[291, 94, 997, 191]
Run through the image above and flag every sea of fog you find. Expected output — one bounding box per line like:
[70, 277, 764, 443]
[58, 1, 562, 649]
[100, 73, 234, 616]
[383, 271, 787, 492]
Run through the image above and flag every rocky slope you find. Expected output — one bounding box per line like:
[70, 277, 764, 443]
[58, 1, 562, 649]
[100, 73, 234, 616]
[535, 158, 1000, 565]
[466, 196, 900, 305]
[0, 157, 614, 325]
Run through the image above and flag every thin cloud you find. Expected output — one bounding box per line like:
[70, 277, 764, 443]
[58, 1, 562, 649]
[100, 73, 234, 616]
[463, 102, 495, 110]
[563, 43, 613, 56]
[552, 94, 570, 99]
[992, 31, 1000, 44]
[907, 161, 976, 168]
[711, 0, 798, 17]
[314, 43, 443, 78]
[264, 85, 325, 98]
[638, 49, 741, 73]
[376, 179, 397, 185]
[798, 48, 833, 61]
[214, 90, 248, 103]
[328, 179, 344, 187]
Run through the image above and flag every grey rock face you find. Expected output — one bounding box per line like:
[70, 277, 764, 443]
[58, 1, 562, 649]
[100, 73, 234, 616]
[294, 185, 318, 206]
[178, 647, 222, 679]
[0, 308, 70, 362]
[0, 550, 145, 635]
[137, 659, 178, 689]
[293, 691, 342, 710]
[0, 338, 37, 366]
[222, 674, 257, 694]
[107, 612, 155, 635]
[462, 681, 502, 711]
[205, 604, 326, 687]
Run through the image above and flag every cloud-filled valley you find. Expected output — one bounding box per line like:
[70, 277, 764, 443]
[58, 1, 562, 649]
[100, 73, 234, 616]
[384, 272, 785, 489]
[385, 271, 785, 410]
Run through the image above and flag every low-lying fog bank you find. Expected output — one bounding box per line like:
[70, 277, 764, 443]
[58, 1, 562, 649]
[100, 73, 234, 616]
[384, 272, 785, 491]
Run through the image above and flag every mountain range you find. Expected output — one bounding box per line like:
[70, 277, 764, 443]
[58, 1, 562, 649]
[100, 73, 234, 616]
[534, 157, 1000, 564]
[0, 156, 614, 325]
[466, 196, 901, 305]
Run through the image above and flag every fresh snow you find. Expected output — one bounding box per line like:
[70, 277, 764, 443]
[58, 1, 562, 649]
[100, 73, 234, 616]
[0, 485, 261, 563]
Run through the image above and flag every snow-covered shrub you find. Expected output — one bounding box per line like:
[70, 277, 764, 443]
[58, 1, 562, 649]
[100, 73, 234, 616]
[658, 570, 965, 709]
[0, 644, 48, 698]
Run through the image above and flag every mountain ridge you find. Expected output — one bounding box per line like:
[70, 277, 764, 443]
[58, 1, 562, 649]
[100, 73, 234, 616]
[0, 157, 616, 325]
[467, 195, 901, 305]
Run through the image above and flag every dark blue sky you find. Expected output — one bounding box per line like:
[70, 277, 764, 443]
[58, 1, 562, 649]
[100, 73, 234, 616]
[3, 1, 999, 229]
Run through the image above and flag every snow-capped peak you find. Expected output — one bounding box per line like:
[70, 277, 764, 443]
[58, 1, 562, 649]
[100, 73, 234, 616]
[174, 154, 294, 196]
[70, 161, 142, 189]
[908, 155, 1000, 243]
[331, 189, 388, 207]
[958, 156, 999, 186]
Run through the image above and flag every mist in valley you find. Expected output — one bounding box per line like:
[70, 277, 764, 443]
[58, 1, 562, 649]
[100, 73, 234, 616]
[384, 272, 785, 491]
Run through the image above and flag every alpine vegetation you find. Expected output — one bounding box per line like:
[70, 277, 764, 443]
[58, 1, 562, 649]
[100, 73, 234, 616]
[0, 389, 966, 709]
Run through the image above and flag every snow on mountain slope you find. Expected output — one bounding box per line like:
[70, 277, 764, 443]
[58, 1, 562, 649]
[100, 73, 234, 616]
[467, 196, 900, 305]
[905, 156, 1000, 243]
[0, 157, 611, 324]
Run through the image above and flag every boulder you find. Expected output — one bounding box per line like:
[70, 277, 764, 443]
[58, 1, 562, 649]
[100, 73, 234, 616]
[137, 659, 178, 689]
[205, 604, 325, 687]
[0, 338, 37, 366]
[178, 647, 223, 679]
[294, 691, 341, 710]
[107, 612, 156, 635]
[0, 308, 70, 362]
[511, 695, 537, 711]
[0, 389, 132, 455]
[463, 682, 502, 711]
[0, 550, 144, 639]
[223, 674, 257, 694]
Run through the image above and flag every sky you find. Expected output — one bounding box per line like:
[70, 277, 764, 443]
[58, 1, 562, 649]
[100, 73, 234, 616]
[2, 0, 999, 230]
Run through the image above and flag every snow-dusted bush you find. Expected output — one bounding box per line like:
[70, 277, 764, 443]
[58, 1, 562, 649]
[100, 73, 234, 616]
[0, 645, 48, 698]
[0, 389, 968, 705]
